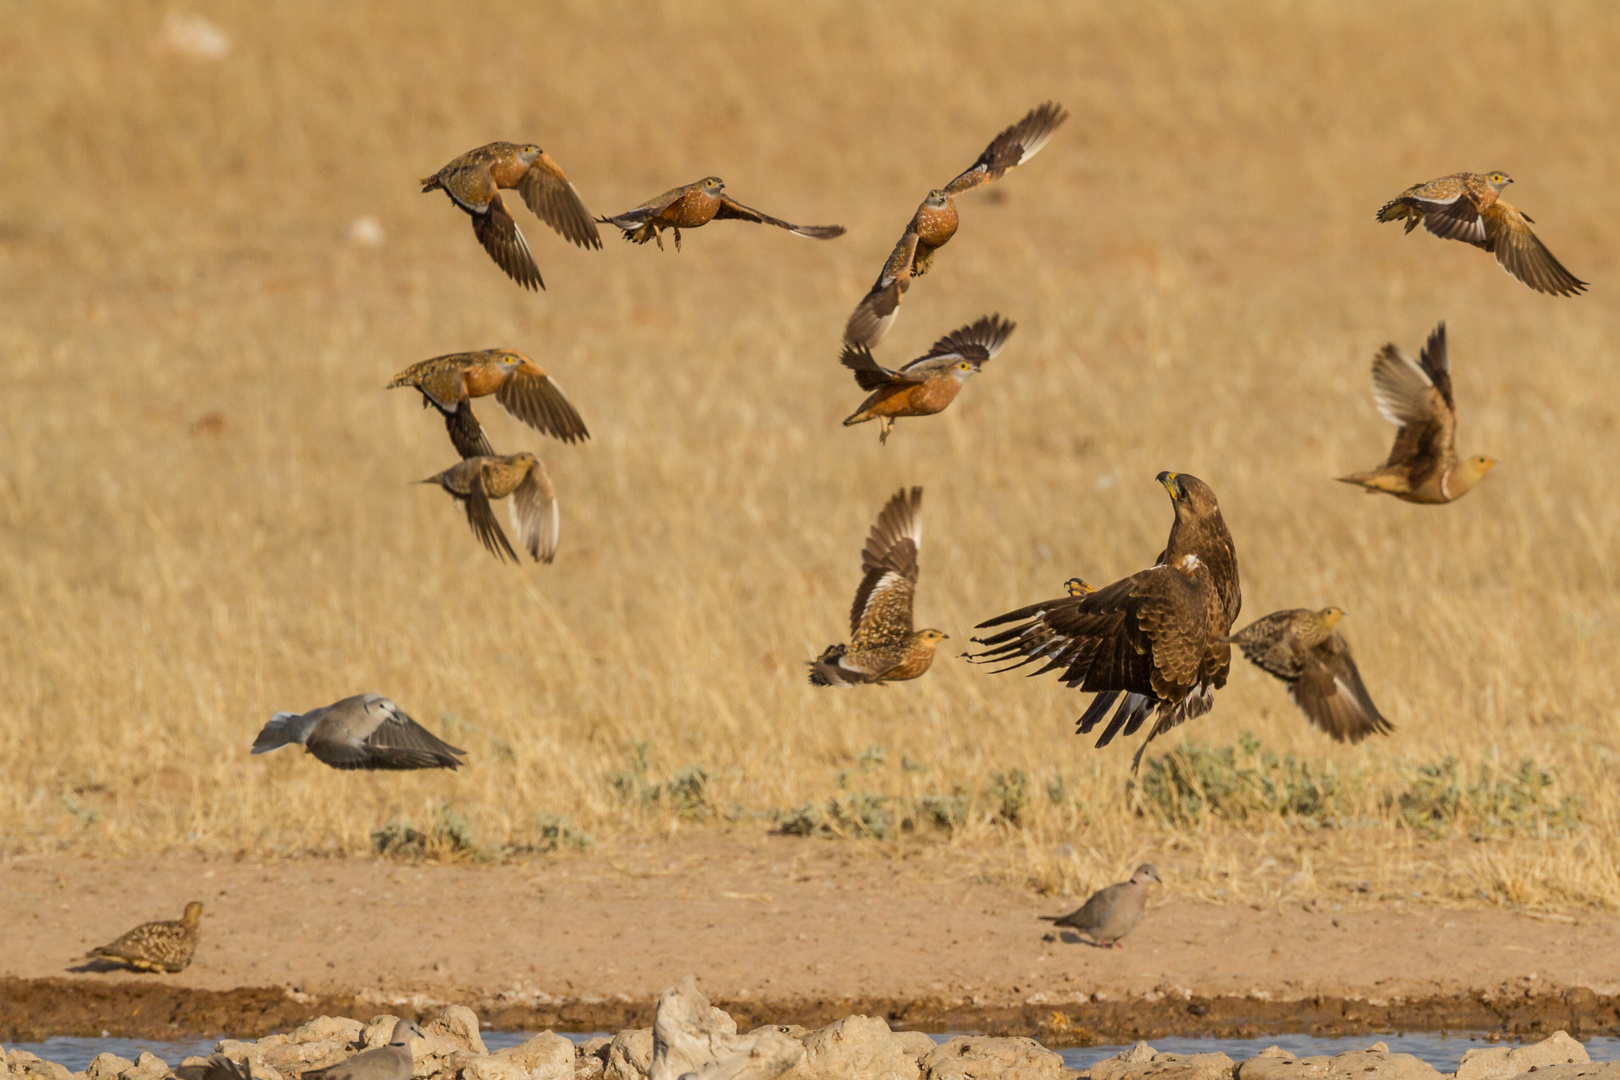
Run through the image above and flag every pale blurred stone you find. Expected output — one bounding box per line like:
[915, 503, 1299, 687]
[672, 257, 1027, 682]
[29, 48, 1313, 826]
[346, 216, 386, 248]
[85, 1054, 133, 1080]
[919, 1036, 1066, 1080]
[1457, 1032, 1589, 1080]
[1235, 1046, 1442, 1080]
[491, 1033, 575, 1080]
[783, 1015, 921, 1080]
[603, 1030, 652, 1080]
[154, 13, 231, 60]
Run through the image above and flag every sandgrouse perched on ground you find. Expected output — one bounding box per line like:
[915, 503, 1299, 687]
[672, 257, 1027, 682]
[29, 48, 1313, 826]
[597, 176, 844, 251]
[421, 141, 601, 290]
[845, 102, 1067, 347]
[1338, 322, 1494, 504]
[809, 487, 948, 687]
[1040, 864, 1159, 948]
[1376, 172, 1585, 296]
[388, 349, 588, 459]
[422, 452, 559, 563]
[302, 1020, 424, 1080]
[968, 473, 1240, 772]
[252, 694, 466, 771]
[84, 901, 203, 972]
[1225, 607, 1392, 743]
[840, 314, 1014, 443]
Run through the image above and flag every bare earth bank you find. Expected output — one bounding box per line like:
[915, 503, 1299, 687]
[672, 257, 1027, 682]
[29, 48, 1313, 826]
[3, 837, 1617, 1042]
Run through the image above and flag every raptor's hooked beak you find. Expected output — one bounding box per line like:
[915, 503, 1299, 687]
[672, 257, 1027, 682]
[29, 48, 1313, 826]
[1157, 471, 1181, 500]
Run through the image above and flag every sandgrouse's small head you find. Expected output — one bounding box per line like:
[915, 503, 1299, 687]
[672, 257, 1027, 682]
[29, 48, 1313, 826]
[923, 189, 950, 208]
[182, 901, 204, 925]
[701, 176, 725, 195]
[913, 629, 949, 648]
[1317, 606, 1346, 631]
[1485, 171, 1512, 191]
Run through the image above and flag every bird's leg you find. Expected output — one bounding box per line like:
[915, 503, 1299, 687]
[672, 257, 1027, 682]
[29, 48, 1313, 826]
[1130, 730, 1160, 775]
[673, 227, 683, 252]
[879, 417, 893, 445]
[652, 228, 664, 252]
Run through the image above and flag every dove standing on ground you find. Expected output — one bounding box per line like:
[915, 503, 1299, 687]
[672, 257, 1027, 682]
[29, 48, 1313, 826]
[252, 694, 467, 771]
[302, 1020, 424, 1080]
[1040, 864, 1160, 948]
[84, 901, 203, 972]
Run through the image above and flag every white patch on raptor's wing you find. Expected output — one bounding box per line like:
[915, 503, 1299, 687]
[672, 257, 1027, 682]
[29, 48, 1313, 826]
[1173, 553, 1202, 577]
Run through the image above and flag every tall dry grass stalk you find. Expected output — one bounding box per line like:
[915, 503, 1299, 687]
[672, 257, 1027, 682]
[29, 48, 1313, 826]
[2, 1, 1618, 910]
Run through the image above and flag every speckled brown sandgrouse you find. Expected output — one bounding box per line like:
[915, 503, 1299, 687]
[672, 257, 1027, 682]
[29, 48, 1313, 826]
[1338, 322, 1495, 504]
[422, 451, 559, 563]
[387, 349, 588, 459]
[1040, 864, 1159, 948]
[84, 901, 203, 972]
[597, 176, 844, 251]
[252, 694, 466, 770]
[421, 142, 600, 290]
[968, 473, 1241, 772]
[841, 314, 1015, 443]
[1225, 608, 1392, 743]
[844, 102, 1066, 347]
[808, 487, 947, 687]
[1377, 172, 1585, 296]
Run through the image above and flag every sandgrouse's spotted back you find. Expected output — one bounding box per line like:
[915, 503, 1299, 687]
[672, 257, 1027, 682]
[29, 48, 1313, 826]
[85, 900, 203, 972]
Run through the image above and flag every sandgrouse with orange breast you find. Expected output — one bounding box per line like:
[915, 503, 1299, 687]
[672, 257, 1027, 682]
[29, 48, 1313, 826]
[598, 176, 844, 251]
[388, 349, 588, 459]
[845, 102, 1067, 347]
[840, 315, 1014, 443]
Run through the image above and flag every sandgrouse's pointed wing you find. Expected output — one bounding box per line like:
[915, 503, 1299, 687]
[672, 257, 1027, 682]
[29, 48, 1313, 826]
[516, 152, 602, 249]
[899, 313, 1018, 376]
[496, 363, 590, 443]
[464, 484, 519, 563]
[471, 193, 543, 290]
[848, 487, 922, 646]
[1368, 334, 1454, 474]
[1485, 203, 1587, 296]
[839, 344, 908, 391]
[1291, 633, 1393, 743]
[713, 194, 845, 238]
[943, 101, 1069, 196]
[844, 228, 920, 348]
[510, 459, 560, 564]
[444, 403, 495, 459]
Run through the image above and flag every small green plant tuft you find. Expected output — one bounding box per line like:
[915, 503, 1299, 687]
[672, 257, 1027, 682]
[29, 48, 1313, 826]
[989, 768, 1029, 825]
[535, 811, 594, 851]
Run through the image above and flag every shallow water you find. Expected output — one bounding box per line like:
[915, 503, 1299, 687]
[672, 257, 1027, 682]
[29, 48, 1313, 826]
[9, 1031, 1620, 1073]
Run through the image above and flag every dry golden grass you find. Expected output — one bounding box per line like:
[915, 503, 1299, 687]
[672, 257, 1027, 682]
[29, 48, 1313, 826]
[3, 1, 1620, 910]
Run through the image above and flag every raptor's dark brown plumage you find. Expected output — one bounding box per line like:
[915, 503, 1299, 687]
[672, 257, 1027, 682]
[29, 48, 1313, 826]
[966, 473, 1240, 771]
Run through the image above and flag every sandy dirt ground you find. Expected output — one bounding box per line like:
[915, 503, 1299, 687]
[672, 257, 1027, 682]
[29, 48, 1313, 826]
[3, 836, 1618, 1042]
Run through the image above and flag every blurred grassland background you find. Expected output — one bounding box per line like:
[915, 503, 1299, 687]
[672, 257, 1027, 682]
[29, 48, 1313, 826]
[2, 0, 1619, 909]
